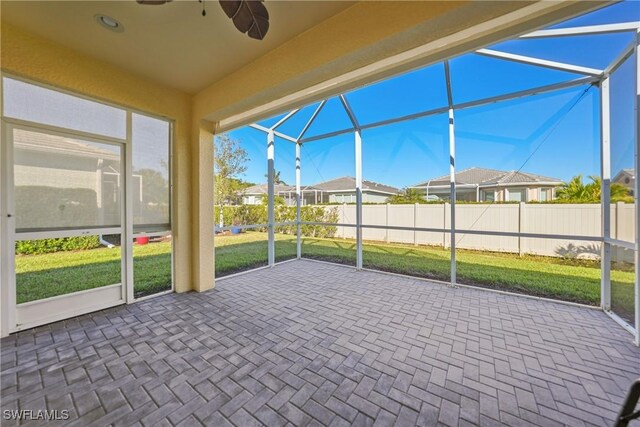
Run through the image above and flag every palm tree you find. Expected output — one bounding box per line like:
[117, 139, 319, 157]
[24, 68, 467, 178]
[387, 188, 426, 204]
[556, 175, 589, 201]
[556, 174, 630, 202]
[264, 170, 286, 185]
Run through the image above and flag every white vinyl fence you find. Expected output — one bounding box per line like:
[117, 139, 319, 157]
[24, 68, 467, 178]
[328, 202, 635, 260]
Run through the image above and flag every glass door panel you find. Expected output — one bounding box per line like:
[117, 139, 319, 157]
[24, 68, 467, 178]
[11, 126, 125, 330]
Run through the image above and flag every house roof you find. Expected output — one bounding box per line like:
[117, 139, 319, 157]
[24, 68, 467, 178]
[244, 176, 400, 195]
[614, 168, 635, 179]
[411, 167, 563, 188]
[243, 183, 296, 195]
[14, 128, 120, 161]
[311, 176, 400, 194]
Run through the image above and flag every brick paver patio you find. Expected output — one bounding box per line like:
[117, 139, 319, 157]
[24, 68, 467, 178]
[1, 259, 639, 426]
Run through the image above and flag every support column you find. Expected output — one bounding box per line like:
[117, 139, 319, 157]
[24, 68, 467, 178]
[634, 34, 640, 345]
[124, 112, 134, 303]
[449, 108, 457, 285]
[445, 61, 456, 286]
[601, 76, 612, 311]
[190, 120, 215, 292]
[267, 130, 275, 266]
[296, 142, 302, 259]
[355, 130, 363, 269]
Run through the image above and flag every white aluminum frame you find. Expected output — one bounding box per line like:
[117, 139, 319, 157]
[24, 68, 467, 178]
[0, 75, 176, 336]
[6, 121, 126, 332]
[238, 21, 640, 344]
[635, 29, 640, 345]
[601, 75, 612, 311]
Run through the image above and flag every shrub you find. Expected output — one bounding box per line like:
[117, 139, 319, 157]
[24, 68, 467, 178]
[16, 236, 101, 255]
[214, 205, 339, 238]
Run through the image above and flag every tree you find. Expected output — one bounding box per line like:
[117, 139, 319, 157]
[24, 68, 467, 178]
[214, 134, 249, 206]
[556, 174, 630, 202]
[387, 188, 426, 204]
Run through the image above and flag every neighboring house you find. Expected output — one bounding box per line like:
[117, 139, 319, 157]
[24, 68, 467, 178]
[242, 176, 400, 205]
[14, 129, 150, 230]
[242, 183, 298, 205]
[613, 168, 635, 196]
[309, 176, 400, 204]
[410, 167, 563, 202]
[13, 129, 137, 229]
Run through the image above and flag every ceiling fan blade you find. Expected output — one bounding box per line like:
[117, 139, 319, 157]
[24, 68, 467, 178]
[136, 0, 172, 4]
[219, 0, 269, 40]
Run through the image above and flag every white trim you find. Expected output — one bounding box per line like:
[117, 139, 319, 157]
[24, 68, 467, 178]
[296, 142, 302, 259]
[476, 48, 603, 76]
[604, 310, 637, 337]
[601, 76, 612, 311]
[297, 101, 326, 141]
[355, 130, 363, 269]
[15, 228, 122, 241]
[271, 109, 299, 131]
[0, 122, 16, 337]
[521, 22, 640, 38]
[635, 33, 640, 346]
[605, 39, 635, 75]
[124, 111, 134, 303]
[2, 117, 127, 146]
[249, 123, 297, 143]
[16, 286, 124, 332]
[267, 131, 275, 266]
[605, 238, 635, 250]
[445, 60, 456, 285]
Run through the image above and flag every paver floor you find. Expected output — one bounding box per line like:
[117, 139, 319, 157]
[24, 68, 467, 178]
[1, 259, 639, 426]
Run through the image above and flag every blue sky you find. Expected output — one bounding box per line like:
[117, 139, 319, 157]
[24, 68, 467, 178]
[225, 1, 639, 189]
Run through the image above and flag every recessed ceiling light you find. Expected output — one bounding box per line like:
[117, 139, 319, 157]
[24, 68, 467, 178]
[95, 14, 124, 33]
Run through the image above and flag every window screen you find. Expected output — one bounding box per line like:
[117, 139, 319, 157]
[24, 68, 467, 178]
[3, 77, 126, 139]
[13, 128, 122, 231]
[132, 113, 171, 233]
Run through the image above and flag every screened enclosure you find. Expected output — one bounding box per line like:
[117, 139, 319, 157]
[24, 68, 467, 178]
[0, 76, 174, 332]
[219, 2, 640, 344]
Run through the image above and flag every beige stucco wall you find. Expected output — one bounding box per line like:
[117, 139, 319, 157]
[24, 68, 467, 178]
[1, 23, 200, 293]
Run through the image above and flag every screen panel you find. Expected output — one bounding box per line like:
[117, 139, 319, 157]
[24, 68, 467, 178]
[13, 128, 122, 232]
[3, 77, 126, 139]
[132, 113, 171, 233]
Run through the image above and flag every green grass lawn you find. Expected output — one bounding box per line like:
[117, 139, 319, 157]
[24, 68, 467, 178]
[15, 232, 636, 323]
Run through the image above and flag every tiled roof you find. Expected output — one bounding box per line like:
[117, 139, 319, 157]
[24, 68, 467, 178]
[245, 176, 400, 195]
[311, 176, 400, 194]
[243, 183, 295, 195]
[14, 128, 120, 160]
[411, 167, 563, 187]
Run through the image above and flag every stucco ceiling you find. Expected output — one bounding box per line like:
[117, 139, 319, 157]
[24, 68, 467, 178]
[1, 0, 355, 94]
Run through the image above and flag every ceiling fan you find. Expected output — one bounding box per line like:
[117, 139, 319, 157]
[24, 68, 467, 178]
[136, 0, 269, 40]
